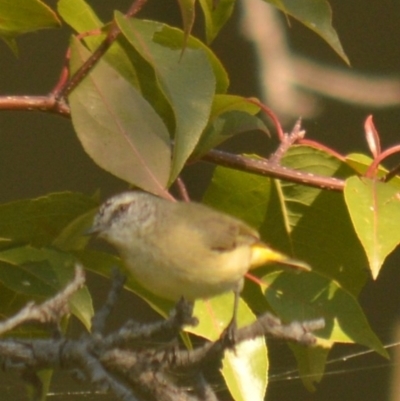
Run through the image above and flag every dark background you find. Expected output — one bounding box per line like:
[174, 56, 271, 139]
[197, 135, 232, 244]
[1, 1, 400, 400]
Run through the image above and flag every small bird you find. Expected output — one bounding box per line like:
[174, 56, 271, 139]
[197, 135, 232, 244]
[88, 191, 309, 333]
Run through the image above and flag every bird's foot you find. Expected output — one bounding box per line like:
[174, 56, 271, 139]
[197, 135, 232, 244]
[220, 318, 238, 350]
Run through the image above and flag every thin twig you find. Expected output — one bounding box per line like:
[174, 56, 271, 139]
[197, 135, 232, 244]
[55, 0, 148, 99]
[0, 265, 85, 336]
[0, 93, 346, 191]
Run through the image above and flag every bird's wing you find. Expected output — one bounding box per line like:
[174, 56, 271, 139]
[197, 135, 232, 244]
[173, 202, 260, 252]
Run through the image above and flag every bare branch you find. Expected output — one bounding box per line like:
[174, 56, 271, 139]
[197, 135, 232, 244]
[0, 270, 324, 401]
[0, 265, 85, 336]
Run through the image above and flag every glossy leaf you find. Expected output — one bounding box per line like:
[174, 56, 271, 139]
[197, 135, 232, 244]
[0, 0, 60, 54]
[344, 176, 400, 279]
[116, 15, 215, 183]
[265, 0, 349, 64]
[199, 0, 236, 44]
[69, 37, 172, 197]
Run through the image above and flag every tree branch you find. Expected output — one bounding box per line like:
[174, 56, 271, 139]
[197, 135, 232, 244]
[0, 270, 324, 401]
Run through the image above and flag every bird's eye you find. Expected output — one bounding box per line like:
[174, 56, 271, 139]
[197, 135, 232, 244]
[110, 202, 130, 220]
[118, 203, 130, 212]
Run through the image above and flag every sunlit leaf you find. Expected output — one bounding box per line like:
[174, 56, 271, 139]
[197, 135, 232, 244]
[344, 176, 400, 279]
[188, 293, 268, 401]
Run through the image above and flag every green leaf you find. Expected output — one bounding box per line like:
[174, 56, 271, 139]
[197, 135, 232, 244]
[279, 146, 368, 294]
[188, 293, 268, 401]
[210, 94, 261, 115]
[192, 94, 267, 158]
[0, 0, 60, 54]
[288, 343, 330, 391]
[344, 176, 400, 279]
[262, 270, 387, 355]
[345, 153, 400, 187]
[57, 0, 101, 32]
[154, 24, 229, 94]
[203, 162, 272, 229]
[222, 337, 267, 401]
[199, 0, 236, 43]
[0, 192, 97, 247]
[194, 111, 268, 158]
[116, 15, 216, 182]
[69, 37, 172, 196]
[265, 0, 349, 64]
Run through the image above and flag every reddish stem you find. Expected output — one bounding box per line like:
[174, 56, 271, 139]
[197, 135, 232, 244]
[365, 144, 400, 178]
[246, 98, 285, 141]
[298, 138, 346, 161]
